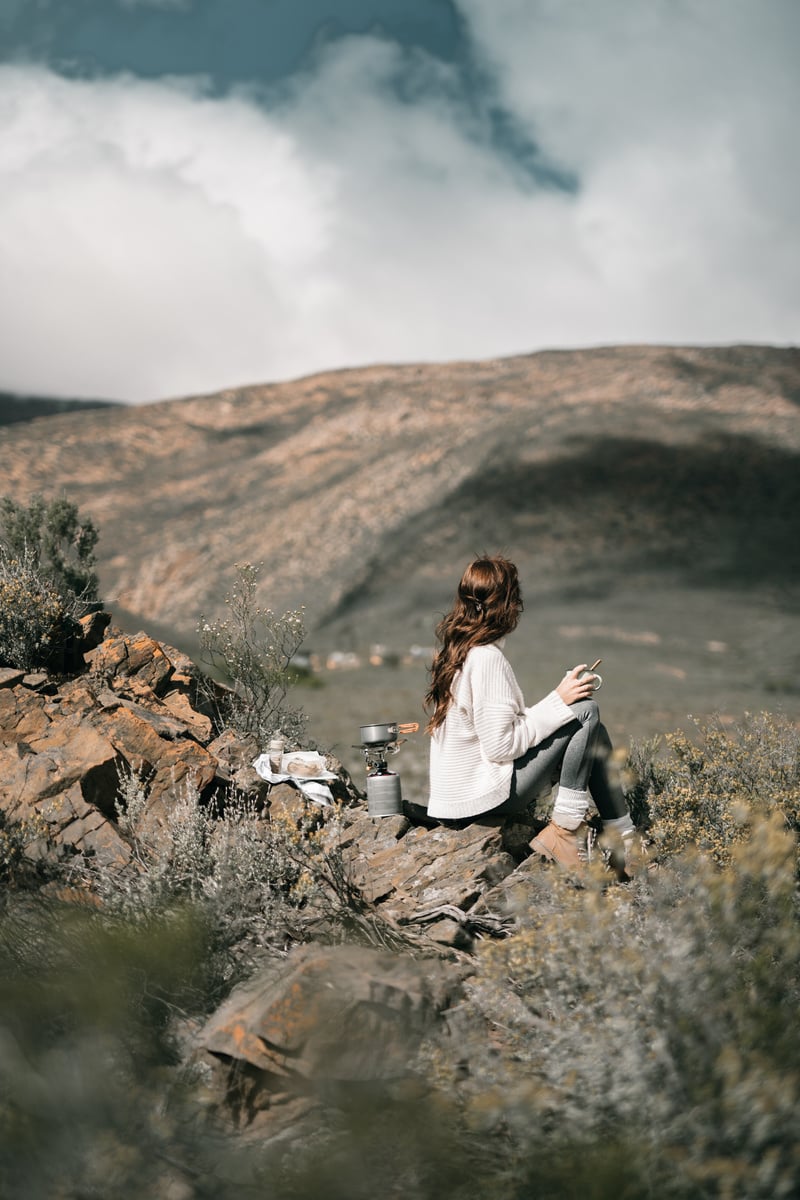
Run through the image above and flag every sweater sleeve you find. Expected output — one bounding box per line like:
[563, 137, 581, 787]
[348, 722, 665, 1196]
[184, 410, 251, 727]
[468, 647, 575, 763]
[523, 690, 576, 747]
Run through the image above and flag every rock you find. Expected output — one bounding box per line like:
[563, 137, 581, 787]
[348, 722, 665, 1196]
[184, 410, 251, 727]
[338, 813, 523, 926]
[0, 685, 51, 743]
[86, 629, 176, 696]
[93, 704, 220, 839]
[207, 729, 267, 796]
[160, 688, 213, 743]
[37, 780, 132, 867]
[77, 609, 111, 653]
[0, 715, 119, 819]
[0, 628, 228, 867]
[199, 941, 462, 1084]
[0, 668, 25, 689]
[267, 783, 325, 830]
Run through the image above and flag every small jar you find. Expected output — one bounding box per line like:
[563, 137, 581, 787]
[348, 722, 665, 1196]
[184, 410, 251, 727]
[268, 732, 286, 773]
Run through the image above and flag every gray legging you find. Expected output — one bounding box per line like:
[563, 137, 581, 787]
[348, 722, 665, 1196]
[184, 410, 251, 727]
[490, 698, 628, 821]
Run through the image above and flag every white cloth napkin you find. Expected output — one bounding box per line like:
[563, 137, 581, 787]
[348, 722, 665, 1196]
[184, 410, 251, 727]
[252, 750, 337, 805]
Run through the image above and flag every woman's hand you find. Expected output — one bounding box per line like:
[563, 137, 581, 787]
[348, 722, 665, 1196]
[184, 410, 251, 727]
[556, 664, 597, 706]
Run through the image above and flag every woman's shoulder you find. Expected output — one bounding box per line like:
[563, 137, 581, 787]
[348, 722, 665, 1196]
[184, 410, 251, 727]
[464, 640, 509, 669]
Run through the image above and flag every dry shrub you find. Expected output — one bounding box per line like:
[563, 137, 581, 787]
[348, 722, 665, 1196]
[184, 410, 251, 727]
[464, 812, 800, 1198]
[0, 551, 69, 671]
[0, 493, 100, 671]
[632, 711, 800, 867]
[0, 808, 52, 888]
[197, 561, 307, 746]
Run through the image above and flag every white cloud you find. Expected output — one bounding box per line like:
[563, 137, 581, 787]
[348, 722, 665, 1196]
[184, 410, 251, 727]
[0, 2, 797, 402]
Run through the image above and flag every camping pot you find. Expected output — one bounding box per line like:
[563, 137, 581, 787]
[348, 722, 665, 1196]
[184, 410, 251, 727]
[359, 721, 399, 747]
[359, 721, 419, 747]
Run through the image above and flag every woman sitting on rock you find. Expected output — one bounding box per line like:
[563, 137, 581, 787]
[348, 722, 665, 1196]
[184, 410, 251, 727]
[425, 554, 637, 873]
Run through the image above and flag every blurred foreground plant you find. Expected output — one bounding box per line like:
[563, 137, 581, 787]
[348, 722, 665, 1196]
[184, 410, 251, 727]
[197, 562, 306, 745]
[460, 810, 800, 1199]
[100, 767, 317, 979]
[99, 765, 391, 981]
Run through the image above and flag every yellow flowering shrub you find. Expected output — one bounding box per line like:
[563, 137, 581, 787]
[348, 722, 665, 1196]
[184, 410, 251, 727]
[0, 808, 50, 887]
[635, 712, 800, 867]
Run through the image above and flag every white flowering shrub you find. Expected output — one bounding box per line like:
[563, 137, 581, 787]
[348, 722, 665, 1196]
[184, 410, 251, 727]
[197, 562, 306, 744]
[0, 548, 70, 671]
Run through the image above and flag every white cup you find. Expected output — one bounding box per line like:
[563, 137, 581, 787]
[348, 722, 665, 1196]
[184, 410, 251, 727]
[578, 668, 603, 691]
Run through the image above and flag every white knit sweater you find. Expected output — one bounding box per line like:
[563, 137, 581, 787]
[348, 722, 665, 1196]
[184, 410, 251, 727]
[427, 639, 574, 820]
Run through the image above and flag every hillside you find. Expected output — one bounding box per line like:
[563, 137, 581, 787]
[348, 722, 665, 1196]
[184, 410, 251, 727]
[2, 343, 799, 766]
[0, 392, 120, 426]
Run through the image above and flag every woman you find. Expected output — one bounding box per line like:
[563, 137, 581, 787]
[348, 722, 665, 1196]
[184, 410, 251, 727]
[425, 555, 636, 871]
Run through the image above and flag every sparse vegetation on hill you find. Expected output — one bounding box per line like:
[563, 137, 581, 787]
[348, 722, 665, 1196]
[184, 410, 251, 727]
[1, 345, 797, 651]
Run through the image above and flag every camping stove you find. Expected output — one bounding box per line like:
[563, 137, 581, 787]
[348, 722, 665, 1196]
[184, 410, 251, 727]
[355, 721, 419, 817]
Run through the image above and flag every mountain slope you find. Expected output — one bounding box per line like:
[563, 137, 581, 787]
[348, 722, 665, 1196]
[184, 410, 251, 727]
[1, 344, 798, 655]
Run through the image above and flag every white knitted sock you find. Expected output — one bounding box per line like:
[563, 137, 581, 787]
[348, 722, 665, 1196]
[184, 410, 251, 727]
[552, 786, 590, 831]
[603, 814, 635, 838]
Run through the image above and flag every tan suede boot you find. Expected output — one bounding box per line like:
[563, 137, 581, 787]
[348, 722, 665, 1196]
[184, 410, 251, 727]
[530, 820, 589, 871]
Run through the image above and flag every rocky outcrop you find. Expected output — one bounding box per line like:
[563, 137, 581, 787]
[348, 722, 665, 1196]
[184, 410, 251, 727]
[0, 620, 555, 1151]
[0, 622, 541, 934]
[0, 626, 225, 866]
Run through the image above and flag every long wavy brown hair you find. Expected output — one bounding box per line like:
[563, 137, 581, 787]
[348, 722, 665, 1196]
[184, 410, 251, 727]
[425, 555, 523, 734]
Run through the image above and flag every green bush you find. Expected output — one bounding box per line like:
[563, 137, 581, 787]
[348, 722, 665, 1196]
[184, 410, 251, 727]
[0, 493, 100, 671]
[0, 493, 99, 602]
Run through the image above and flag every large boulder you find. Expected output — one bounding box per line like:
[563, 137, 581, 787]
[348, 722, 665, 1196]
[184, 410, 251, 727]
[194, 941, 466, 1141]
[200, 942, 460, 1082]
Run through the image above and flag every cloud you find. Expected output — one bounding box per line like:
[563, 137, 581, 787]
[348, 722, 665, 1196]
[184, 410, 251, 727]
[0, 2, 797, 402]
[117, 0, 191, 8]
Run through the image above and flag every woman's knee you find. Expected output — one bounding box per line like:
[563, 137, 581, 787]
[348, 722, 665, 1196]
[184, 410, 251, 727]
[570, 697, 600, 726]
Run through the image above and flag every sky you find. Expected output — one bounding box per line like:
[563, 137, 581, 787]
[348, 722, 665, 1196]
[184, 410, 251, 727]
[1, 0, 798, 403]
